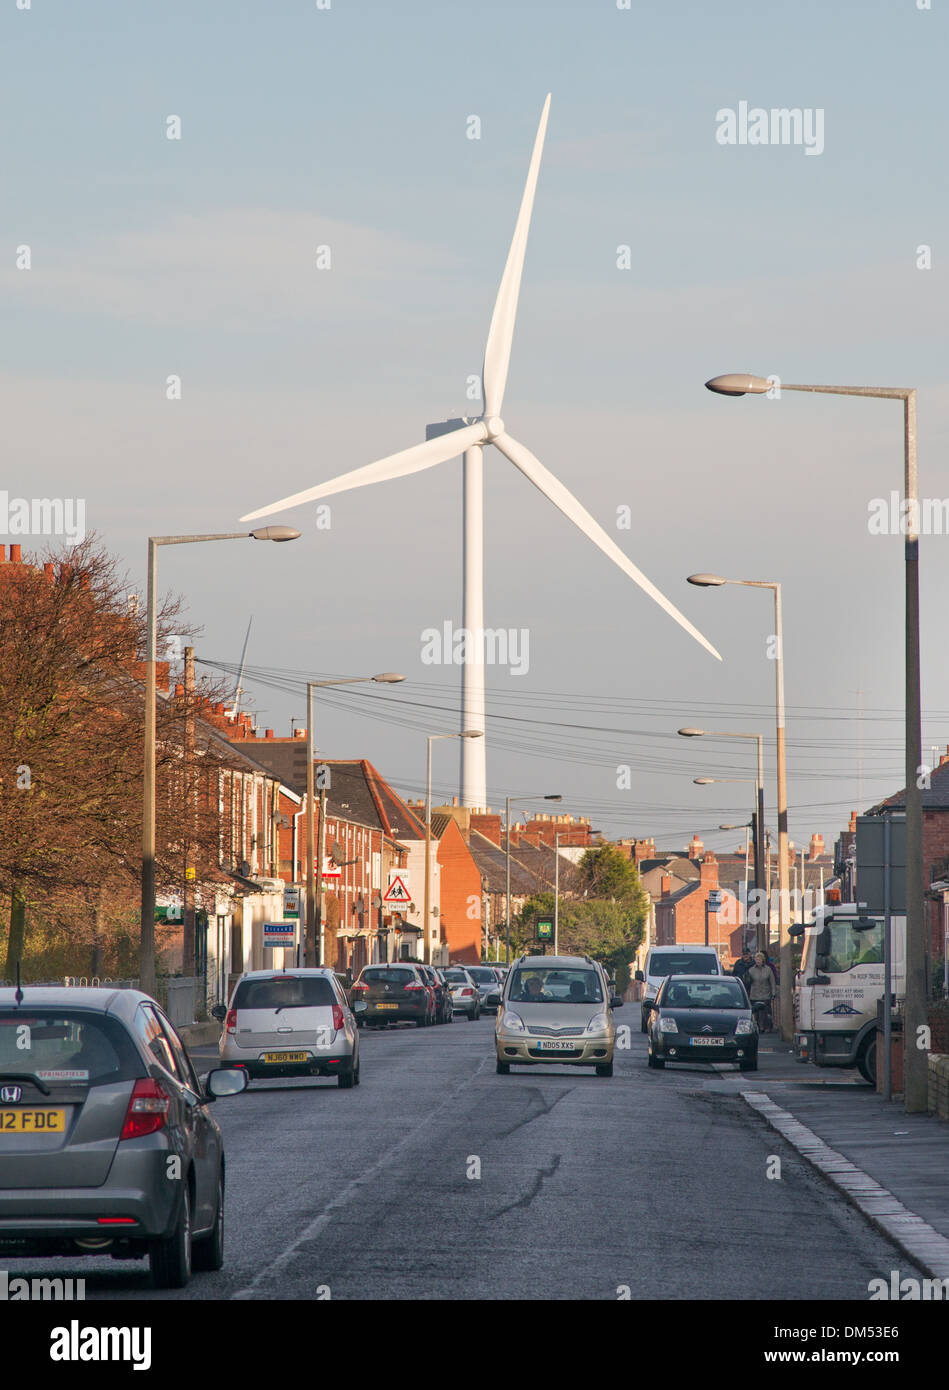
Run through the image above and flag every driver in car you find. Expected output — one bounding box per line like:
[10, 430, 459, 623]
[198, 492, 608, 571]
[520, 975, 550, 1002]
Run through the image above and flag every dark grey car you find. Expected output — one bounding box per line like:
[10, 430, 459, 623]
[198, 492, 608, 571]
[0, 986, 246, 1289]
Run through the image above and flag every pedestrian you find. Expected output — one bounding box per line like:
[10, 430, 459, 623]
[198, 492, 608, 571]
[746, 951, 776, 1031]
[732, 948, 754, 986]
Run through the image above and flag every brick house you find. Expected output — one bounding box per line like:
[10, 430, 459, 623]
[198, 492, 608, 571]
[653, 853, 743, 962]
[866, 750, 949, 963]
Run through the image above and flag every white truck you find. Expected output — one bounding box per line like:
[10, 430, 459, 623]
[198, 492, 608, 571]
[792, 902, 905, 1085]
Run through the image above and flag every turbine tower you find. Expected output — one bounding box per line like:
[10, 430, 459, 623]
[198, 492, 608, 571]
[242, 95, 721, 809]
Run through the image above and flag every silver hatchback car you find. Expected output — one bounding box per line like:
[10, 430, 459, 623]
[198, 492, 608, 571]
[217, 968, 360, 1087]
[0, 986, 247, 1289]
[495, 954, 623, 1077]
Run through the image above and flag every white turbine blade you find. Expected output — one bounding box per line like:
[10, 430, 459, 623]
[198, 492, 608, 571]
[240, 421, 488, 521]
[493, 432, 722, 660]
[481, 94, 551, 418]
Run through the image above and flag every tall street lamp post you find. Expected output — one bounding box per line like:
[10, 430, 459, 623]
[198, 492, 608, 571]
[140, 525, 300, 996]
[679, 728, 766, 950]
[424, 731, 483, 964]
[304, 673, 405, 967]
[705, 373, 925, 1108]
[504, 793, 562, 964]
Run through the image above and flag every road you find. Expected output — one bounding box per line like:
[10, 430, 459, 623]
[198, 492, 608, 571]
[7, 1015, 916, 1300]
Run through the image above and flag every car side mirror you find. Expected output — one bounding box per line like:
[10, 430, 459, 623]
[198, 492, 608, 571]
[634, 970, 645, 983]
[610, 995, 624, 1009]
[210, 1003, 227, 1023]
[205, 1067, 248, 1100]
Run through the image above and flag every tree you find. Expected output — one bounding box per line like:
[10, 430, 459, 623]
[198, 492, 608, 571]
[0, 539, 230, 976]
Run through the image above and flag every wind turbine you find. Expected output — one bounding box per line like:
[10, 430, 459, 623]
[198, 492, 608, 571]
[242, 94, 721, 809]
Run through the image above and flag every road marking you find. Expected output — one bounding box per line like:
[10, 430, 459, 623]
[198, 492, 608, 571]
[231, 1052, 493, 1298]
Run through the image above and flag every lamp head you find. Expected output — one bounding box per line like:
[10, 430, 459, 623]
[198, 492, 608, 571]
[249, 526, 301, 542]
[687, 573, 727, 587]
[705, 374, 772, 396]
[372, 673, 405, 683]
[678, 728, 706, 738]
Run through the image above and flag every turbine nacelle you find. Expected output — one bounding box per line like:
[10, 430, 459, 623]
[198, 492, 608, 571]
[483, 416, 505, 441]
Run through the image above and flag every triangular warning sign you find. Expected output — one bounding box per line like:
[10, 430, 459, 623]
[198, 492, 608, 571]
[383, 875, 412, 903]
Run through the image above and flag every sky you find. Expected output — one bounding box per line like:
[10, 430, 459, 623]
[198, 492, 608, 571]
[3, 0, 948, 857]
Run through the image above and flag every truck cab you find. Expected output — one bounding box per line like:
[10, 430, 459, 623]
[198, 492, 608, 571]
[793, 902, 905, 1084]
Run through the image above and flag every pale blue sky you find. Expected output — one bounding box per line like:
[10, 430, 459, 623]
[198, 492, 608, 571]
[3, 0, 948, 851]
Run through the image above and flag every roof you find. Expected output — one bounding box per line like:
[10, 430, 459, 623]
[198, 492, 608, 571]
[227, 750, 426, 839]
[868, 758, 949, 811]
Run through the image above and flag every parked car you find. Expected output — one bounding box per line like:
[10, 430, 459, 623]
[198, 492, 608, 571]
[465, 964, 504, 1013]
[432, 967, 455, 1024]
[216, 968, 360, 1087]
[0, 986, 247, 1289]
[418, 963, 453, 1024]
[495, 955, 623, 1076]
[350, 963, 436, 1028]
[442, 967, 481, 1020]
[634, 945, 725, 1032]
[646, 974, 757, 1072]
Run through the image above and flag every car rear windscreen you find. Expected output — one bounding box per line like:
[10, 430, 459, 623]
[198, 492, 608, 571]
[0, 1010, 142, 1084]
[467, 967, 498, 984]
[649, 954, 719, 977]
[233, 977, 337, 1009]
[360, 968, 416, 986]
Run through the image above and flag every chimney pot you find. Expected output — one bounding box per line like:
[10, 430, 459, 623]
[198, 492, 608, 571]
[265, 728, 274, 739]
[9, 544, 21, 564]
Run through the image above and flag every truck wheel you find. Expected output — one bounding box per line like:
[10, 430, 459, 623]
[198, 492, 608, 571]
[857, 1037, 877, 1086]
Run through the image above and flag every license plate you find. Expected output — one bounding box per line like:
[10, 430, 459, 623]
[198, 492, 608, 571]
[262, 1051, 307, 1064]
[689, 1036, 725, 1046]
[537, 1040, 575, 1051]
[375, 1003, 399, 1010]
[0, 1109, 66, 1133]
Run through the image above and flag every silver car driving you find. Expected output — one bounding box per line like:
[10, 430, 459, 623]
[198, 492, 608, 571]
[0, 986, 247, 1289]
[495, 954, 622, 1077]
[218, 968, 360, 1087]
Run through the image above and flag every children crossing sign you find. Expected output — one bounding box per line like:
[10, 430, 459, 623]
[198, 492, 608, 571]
[383, 873, 412, 905]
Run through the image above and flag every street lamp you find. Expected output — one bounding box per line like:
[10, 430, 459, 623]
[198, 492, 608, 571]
[140, 526, 300, 996]
[304, 673, 405, 968]
[504, 793, 562, 964]
[678, 727, 766, 945]
[705, 374, 924, 1107]
[423, 731, 483, 964]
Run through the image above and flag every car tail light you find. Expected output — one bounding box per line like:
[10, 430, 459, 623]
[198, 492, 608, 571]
[461, 988, 474, 997]
[225, 1009, 237, 1034]
[331, 1004, 345, 1031]
[403, 983, 424, 992]
[120, 1078, 171, 1141]
[352, 982, 369, 993]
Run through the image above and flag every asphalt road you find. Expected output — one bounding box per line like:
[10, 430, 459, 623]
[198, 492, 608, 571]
[5, 1016, 918, 1300]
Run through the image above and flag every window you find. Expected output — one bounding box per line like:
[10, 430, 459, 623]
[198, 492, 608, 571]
[0, 1010, 141, 1084]
[155, 1010, 202, 1094]
[232, 976, 337, 1010]
[132, 1004, 183, 1082]
[823, 920, 885, 972]
[660, 979, 747, 1009]
[508, 968, 603, 1004]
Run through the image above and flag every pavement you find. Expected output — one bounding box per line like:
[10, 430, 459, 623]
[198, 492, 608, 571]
[705, 1035, 949, 1281]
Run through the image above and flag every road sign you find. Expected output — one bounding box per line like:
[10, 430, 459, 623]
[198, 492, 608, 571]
[283, 886, 301, 919]
[321, 858, 341, 880]
[263, 922, 296, 948]
[856, 814, 906, 913]
[383, 874, 412, 904]
[536, 917, 553, 941]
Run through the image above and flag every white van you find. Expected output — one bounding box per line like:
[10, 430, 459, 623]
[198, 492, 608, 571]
[634, 945, 724, 1032]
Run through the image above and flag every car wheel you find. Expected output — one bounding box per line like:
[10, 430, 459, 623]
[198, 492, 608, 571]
[353, 1053, 360, 1086]
[338, 1061, 356, 1088]
[496, 1059, 510, 1075]
[641, 1012, 649, 1034]
[739, 1057, 758, 1072]
[192, 1172, 224, 1273]
[647, 1048, 664, 1070]
[150, 1183, 192, 1289]
[595, 1061, 613, 1078]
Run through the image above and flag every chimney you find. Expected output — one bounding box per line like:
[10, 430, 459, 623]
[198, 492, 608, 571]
[809, 832, 825, 861]
[660, 873, 672, 898]
[688, 833, 704, 859]
[452, 796, 459, 807]
[700, 851, 719, 889]
[848, 810, 857, 833]
[9, 544, 22, 564]
[293, 727, 307, 739]
[265, 728, 274, 739]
